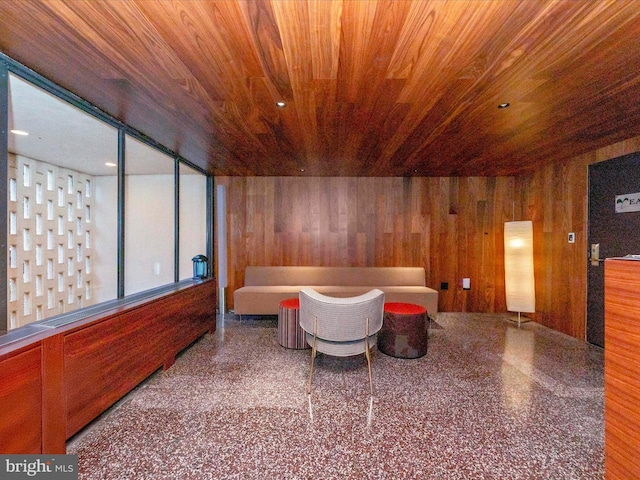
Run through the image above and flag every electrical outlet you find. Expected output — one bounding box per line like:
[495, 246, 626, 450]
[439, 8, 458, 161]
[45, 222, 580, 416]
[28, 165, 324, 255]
[568, 232, 575, 243]
[440, 282, 448, 290]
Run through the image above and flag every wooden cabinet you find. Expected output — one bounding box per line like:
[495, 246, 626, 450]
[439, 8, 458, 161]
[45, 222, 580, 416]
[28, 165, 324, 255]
[0, 346, 43, 453]
[605, 258, 640, 479]
[0, 280, 215, 454]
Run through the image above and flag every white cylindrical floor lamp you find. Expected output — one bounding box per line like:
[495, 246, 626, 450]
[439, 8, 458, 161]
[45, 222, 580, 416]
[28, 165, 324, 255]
[217, 185, 227, 315]
[504, 221, 535, 327]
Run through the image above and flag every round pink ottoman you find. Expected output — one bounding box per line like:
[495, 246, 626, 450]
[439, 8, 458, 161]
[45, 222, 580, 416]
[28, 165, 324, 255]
[277, 298, 309, 349]
[378, 302, 428, 358]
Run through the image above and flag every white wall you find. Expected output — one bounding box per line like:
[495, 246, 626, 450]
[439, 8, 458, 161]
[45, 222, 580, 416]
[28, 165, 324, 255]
[124, 174, 175, 295]
[179, 174, 208, 280]
[92, 175, 118, 303]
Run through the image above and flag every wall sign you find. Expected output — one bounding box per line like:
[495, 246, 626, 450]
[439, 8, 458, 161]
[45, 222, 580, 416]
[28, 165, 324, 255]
[615, 192, 640, 213]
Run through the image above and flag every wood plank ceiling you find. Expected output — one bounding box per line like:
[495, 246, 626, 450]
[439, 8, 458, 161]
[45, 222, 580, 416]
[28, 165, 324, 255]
[1, 0, 640, 177]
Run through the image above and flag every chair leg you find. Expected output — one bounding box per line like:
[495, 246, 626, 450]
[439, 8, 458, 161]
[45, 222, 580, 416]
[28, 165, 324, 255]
[365, 317, 373, 396]
[308, 338, 317, 395]
[365, 342, 373, 396]
[307, 316, 318, 395]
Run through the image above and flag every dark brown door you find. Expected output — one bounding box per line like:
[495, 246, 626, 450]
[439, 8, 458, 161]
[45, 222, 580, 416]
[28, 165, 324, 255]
[588, 152, 640, 347]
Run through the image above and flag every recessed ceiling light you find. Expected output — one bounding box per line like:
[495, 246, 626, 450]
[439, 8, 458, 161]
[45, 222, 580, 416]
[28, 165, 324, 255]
[300, 168, 305, 172]
[105, 162, 117, 167]
[276, 101, 286, 108]
[10, 129, 29, 136]
[498, 103, 510, 109]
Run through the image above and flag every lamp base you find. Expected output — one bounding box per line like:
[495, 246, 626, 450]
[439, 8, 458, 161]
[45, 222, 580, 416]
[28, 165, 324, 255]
[218, 287, 226, 314]
[506, 312, 532, 328]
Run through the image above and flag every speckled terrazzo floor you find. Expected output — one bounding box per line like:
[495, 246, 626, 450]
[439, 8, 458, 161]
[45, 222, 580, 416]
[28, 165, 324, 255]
[67, 313, 604, 480]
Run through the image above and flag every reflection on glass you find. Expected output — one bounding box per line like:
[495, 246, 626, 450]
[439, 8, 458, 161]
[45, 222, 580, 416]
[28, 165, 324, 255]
[7, 74, 118, 329]
[124, 135, 175, 295]
[179, 163, 207, 280]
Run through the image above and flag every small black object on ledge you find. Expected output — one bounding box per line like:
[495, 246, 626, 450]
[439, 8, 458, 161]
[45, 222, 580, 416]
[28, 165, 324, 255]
[192, 254, 208, 279]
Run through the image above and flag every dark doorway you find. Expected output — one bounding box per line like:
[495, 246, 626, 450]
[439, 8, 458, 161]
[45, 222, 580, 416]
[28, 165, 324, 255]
[587, 152, 640, 347]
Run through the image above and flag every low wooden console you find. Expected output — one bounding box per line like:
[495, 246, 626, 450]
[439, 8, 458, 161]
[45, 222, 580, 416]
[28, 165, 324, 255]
[0, 279, 216, 454]
[605, 258, 640, 479]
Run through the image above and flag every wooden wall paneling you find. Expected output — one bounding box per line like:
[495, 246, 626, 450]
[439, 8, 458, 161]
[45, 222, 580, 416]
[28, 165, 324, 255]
[0, 345, 42, 453]
[423, 178, 441, 307]
[517, 166, 543, 318]
[263, 179, 276, 266]
[483, 177, 498, 310]
[550, 164, 572, 332]
[366, 179, 379, 267]
[216, 136, 640, 338]
[595, 136, 640, 163]
[335, 178, 348, 266]
[345, 178, 359, 265]
[520, 166, 546, 327]
[443, 181, 460, 311]
[218, 176, 517, 315]
[475, 176, 496, 310]
[556, 161, 587, 338]
[457, 177, 475, 311]
[560, 158, 588, 337]
[422, 179, 440, 306]
[469, 180, 487, 311]
[516, 135, 640, 339]
[517, 152, 592, 339]
[321, 177, 334, 265]
[322, 177, 333, 264]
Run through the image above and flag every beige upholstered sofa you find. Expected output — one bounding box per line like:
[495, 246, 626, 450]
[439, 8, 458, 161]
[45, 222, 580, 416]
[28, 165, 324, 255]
[233, 266, 438, 316]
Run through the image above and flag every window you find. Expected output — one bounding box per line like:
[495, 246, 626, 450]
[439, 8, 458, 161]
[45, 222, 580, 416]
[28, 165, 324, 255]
[6, 73, 119, 328]
[124, 135, 175, 295]
[9, 211, 16, 235]
[22, 164, 30, 187]
[9, 246, 16, 269]
[35, 244, 43, 266]
[23, 260, 30, 283]
[22, 196, 30, 219]
[9, 279, 17, 302]
[23, 228, 31, 251]
[4, 68, 209, 333]
[179, 163, 207, 280]
[9, 178, 16, 201]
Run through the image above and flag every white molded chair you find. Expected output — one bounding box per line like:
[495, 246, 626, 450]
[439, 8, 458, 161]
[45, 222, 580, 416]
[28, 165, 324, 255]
[299, 288, 385, 395]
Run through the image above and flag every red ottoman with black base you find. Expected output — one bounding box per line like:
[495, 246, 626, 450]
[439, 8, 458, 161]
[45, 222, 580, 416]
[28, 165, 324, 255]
[377, 302, 428, 358]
